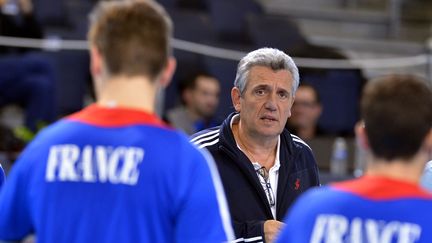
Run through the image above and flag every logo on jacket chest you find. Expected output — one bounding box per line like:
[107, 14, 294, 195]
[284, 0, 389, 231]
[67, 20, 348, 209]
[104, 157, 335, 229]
[294, 178, 301, 190]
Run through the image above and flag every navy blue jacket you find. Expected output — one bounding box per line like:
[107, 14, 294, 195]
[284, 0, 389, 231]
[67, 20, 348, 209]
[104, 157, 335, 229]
[191, 112, 320, 242]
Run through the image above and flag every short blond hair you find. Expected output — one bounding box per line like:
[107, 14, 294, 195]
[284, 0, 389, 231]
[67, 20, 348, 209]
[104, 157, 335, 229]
[88, 0, 172, 80]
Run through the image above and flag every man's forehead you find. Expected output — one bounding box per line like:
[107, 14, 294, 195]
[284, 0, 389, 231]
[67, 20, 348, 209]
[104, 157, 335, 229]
[247, 68, 292, 87]
[249, 66, 291, 79]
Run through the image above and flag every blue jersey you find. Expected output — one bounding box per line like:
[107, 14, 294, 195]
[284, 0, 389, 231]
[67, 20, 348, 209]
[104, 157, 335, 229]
[277, 176, 432, 243]
[0, 105, 234, 243]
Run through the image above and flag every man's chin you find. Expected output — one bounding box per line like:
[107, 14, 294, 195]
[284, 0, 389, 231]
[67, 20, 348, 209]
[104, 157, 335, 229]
[256, 126, 283, 138]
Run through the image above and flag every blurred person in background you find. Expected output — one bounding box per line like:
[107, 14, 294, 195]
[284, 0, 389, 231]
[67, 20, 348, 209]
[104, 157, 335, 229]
[192, 47, 320, 243]
[285, 83, 323, 140]
[0, 0, 42, 44]
[277, 74, 432, 242]
[165, 72, 220, 135]
[0, 0, 56, 142]
[0, 1, 234, 242]
[290, 44, 366, 137]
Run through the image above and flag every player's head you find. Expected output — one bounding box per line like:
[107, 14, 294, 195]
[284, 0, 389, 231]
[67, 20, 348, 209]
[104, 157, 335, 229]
[359, 74, 432, 161]
[88, 0, 173, 81]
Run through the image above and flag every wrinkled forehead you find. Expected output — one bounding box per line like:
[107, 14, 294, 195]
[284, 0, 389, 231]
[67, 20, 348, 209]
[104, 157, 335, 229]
[246, 66, 293, 89]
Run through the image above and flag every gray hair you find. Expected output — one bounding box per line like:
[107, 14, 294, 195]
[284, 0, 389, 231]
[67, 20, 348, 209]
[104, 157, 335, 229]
[234, 47, 300, 94]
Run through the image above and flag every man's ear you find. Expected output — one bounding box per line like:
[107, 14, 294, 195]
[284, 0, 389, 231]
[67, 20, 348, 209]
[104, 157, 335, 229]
[231, 87, 242, 112]
[90, 46, 102, 78]
[422, 129, 432, 157]
[182, 89, 193, 106]
[287, 95, 295, 118]
[159, 57, 176, 88]
[90, 46, 104, 99]
[355, 121, 370, 151]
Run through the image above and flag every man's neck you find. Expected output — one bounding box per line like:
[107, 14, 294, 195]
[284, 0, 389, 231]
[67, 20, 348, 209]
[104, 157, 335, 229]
[364, 154, 427, 184]
[233, 121, 278, 170]
[97, 76, 157, 112]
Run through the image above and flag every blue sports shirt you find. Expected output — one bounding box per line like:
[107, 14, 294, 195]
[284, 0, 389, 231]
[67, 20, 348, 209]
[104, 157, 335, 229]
[0, 105, 234, 243]
[277, 176, 432, 243]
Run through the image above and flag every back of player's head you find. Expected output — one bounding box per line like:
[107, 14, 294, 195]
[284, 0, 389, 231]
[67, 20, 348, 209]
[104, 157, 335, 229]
[361, 74, 432, 160]
[88, 0, 172, 80]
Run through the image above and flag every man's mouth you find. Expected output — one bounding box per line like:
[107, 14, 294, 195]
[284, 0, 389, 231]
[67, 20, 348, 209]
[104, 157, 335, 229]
[261, 115, 277, 122]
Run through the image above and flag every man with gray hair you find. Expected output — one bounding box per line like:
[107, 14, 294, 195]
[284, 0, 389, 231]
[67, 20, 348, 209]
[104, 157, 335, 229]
[192, 47, 320, 242]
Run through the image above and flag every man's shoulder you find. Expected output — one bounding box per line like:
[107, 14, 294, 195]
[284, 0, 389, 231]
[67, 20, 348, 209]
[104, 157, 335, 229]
[23, 117, 195, 162]
[190, 127, 221, 150]
[289, 182, 432, 223]
[282, 132, 315, 162]
[281, 184, 432, 243]
[288, 133, 313, 152]
[287, 185, 361, 216]
[296, 185, 339, 201]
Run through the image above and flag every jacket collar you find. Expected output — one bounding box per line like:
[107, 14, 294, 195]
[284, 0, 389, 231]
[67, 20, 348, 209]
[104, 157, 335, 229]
[218, 112, 300, 219]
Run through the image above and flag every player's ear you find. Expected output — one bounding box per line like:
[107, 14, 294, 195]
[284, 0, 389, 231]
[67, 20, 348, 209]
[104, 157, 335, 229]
[159, 57, 176, 88]
[90, 46, 102, 78]
[355, 121, 370, 151]
[90, 46, 104, 99]
[422, 128, 432, 157]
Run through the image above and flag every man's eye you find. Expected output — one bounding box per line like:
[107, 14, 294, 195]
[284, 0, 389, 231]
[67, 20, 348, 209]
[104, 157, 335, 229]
[279, 92, 288, 99]
[255, 89, 265, 96]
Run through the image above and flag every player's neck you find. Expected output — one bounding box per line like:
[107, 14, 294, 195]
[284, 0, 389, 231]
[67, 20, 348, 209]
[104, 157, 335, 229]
[364, 154, 427, 184]
[97, 76, 157, 113]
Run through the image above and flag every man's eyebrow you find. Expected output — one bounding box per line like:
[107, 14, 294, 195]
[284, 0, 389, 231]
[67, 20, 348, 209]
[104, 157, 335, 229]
[252, 84, 270, 90]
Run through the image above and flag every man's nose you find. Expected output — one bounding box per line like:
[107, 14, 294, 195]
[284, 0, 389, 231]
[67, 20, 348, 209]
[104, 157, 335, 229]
[264, 93, 277, 111]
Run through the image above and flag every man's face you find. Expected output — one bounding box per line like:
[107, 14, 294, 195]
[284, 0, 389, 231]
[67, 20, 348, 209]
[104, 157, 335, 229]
[189, 76, 220, 118]
[289, 86, 322, 129]
[233, 66, 295, 138]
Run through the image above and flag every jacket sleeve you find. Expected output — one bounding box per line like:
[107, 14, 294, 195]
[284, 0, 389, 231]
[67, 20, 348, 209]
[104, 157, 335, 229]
[233, 220, 266, 242]
[297, 141, 321, 188]
[306, 147, 321, 187]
